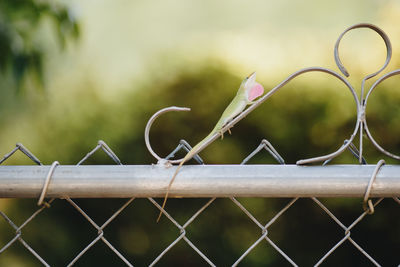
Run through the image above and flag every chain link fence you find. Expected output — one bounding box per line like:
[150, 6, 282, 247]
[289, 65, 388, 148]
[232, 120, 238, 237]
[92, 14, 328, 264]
[0, 139, 399, 266]
[1, 23, 400, 266]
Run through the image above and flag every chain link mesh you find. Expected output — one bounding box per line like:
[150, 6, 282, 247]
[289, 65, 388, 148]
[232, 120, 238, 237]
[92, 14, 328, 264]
[0, 140, 399, 266]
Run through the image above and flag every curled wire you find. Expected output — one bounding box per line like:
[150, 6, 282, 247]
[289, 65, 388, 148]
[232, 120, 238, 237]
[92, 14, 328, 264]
[363, 159, 385, 214]
[334, 23, 392, 82]
[334, 23, 394, 163]
[145, 106, 191, 164]
[363, 69, 400, 160]
[38, 161, 59, 206]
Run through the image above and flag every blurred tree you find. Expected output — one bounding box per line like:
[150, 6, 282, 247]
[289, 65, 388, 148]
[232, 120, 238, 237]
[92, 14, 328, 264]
[0, 0, 79, 91]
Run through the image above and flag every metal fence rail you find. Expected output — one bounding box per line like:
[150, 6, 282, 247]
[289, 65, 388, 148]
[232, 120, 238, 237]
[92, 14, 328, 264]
[1, 165, 400, 198]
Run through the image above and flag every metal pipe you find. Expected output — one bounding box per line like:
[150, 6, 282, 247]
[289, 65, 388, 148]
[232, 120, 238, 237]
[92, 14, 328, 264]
[0, 165, 399, 198]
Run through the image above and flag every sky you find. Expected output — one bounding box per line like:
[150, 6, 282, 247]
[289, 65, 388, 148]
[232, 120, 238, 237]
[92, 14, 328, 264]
[52, 0, 399, 97]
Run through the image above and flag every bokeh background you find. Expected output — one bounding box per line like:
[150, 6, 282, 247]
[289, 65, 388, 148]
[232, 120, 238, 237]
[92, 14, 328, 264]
[0, 0, 399, 266]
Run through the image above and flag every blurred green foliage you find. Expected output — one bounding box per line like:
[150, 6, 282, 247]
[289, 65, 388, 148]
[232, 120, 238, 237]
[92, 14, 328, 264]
[0, 0, 78, 91]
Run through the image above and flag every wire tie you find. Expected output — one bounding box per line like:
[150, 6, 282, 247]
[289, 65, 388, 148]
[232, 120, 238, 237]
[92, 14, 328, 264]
[363, 159, 385, 214]
[38, 161, 59, 206]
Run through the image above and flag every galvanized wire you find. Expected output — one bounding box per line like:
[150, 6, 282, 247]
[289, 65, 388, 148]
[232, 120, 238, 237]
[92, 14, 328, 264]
[312, 197, 384, 266]
[0, 140, 399, 266]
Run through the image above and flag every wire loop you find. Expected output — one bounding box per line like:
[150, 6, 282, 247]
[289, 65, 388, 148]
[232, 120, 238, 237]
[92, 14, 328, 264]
[363, 160, 385, 214]
[37, 161, 59, 206]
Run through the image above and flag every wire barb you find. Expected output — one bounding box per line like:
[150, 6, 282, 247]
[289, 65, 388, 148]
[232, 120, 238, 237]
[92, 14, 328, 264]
[241, 139, 285, 164]
[0, 143, 42, 165]
[165, 139, 204, 164]
[323, 139, 367, 165]
[77, 140, 122, 165]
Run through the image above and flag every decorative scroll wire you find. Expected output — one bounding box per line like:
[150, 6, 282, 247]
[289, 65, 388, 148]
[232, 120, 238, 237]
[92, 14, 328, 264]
[145, 67, 360, 166]
[145, 23, 400, 166]
[363, 69, 400, 160]
[334, 23, 392, 163]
